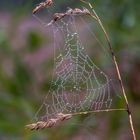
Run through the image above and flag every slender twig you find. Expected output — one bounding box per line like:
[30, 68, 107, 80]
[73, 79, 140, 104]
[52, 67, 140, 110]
[80, 0, 137, 139]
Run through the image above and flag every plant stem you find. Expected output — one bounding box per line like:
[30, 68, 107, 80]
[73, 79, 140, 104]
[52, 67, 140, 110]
[72, 108, 127, 116]
[80, 0, 137, 139]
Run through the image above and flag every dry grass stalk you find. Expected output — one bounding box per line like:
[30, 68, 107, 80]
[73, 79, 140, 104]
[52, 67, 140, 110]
[26, 113, 72, 130]
[79, 0, 137, 139]
[26, 109, 126, 130]
[47, 7, 92, 26]
[33, 0, 53, 14]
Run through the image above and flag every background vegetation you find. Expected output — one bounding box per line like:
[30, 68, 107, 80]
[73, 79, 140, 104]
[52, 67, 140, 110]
[0, 0, 139, 140]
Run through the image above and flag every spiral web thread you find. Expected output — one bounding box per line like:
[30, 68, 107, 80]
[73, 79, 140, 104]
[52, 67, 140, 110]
[34, 15, 120, 122]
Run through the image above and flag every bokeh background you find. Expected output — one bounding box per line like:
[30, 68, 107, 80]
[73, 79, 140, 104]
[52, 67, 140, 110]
[0, 0, 140, 140]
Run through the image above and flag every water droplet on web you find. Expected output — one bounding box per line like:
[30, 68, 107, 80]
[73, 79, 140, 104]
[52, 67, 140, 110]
[34, 15, 115, 122]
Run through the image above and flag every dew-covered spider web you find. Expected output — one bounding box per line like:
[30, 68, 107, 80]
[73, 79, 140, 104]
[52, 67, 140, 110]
[34, 14, 123, 122]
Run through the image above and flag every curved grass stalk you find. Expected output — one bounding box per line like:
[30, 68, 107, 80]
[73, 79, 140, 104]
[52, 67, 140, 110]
[26, 108, 126, 130]
[80, 0, 137, 139]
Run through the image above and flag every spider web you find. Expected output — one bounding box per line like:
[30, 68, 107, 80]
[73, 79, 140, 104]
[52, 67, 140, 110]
[34, 14, 122, 122]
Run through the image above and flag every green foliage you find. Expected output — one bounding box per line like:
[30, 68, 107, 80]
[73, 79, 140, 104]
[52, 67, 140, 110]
[27, 31, 43, 52]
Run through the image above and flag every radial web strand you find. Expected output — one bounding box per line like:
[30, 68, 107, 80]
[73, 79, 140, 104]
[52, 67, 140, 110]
[34, 15, 122, 122]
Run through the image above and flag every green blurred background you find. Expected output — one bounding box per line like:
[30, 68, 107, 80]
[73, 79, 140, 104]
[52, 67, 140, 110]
[0, 0, 140, 140]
